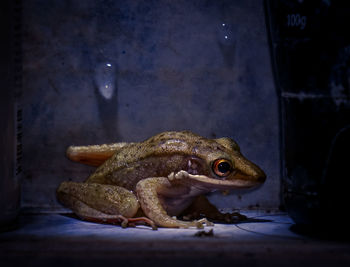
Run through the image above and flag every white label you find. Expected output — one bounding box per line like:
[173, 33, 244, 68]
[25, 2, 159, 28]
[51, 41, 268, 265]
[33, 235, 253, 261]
[287, 14, 307, 30]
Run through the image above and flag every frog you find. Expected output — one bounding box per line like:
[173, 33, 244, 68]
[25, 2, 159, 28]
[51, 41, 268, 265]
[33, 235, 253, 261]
[57, 131, 266, 229]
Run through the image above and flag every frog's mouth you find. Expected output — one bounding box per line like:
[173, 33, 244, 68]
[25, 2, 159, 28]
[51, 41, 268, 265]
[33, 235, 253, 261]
[229, 169, 266, 184]
[180, 169, 265, 190]
[190, 173, 265, 190]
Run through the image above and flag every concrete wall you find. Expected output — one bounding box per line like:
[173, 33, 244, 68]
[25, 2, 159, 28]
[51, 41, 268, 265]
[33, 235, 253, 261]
[21, 0, 280, 212]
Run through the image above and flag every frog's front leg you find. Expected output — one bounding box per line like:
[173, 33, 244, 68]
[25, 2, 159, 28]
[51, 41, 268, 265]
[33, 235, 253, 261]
[136, 177, 213, 228]
[168, 170, 248, 223]
[57, 181, 157, 229]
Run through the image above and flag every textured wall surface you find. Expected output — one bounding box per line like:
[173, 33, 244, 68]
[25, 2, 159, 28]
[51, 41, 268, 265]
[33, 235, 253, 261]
[21, 0, 279, 212]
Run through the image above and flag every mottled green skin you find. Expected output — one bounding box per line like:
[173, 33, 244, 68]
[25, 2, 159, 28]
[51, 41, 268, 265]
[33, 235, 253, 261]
[57, 131, 266, 228]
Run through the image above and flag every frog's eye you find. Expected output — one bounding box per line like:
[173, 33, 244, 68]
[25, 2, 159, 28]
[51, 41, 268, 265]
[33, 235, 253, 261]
[212, 159, 233, 177]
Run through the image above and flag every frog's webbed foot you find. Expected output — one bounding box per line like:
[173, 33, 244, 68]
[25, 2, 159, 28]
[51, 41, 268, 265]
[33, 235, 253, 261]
[192, 218, 214, 228]
[82, 214, 157, 230]
[169, 217, 214, 229]
[126, 217, 158, 230]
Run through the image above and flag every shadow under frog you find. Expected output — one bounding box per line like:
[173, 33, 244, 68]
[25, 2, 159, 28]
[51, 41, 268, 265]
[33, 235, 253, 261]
[57, 131, 266, 229]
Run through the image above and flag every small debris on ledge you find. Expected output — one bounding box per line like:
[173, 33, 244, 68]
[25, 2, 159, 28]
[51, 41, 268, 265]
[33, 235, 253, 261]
[194, 228, 214, 237]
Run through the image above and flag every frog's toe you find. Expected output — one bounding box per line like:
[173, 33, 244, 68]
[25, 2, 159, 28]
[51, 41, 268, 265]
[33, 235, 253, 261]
[167, 170, 190, 182]
[85, 214, 157, 230]
[197, 218, 214, 227]
[118, 215, 129, 228]
[176, 170, 190, 178]
[196, 222, 204, 229]
[127, 217, 158, 230]
[185, 218, 214, 229]
[167, 172, 175, 181]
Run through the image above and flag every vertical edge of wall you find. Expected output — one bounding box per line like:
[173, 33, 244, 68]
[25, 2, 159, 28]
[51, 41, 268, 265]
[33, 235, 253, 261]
[0, 0, 22, 231]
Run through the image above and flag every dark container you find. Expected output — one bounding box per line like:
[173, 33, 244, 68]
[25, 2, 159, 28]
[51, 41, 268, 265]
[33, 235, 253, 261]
[265, 0, 350, 234]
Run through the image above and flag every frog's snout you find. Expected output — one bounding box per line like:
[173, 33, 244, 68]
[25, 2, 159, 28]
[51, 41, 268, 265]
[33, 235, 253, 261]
[231, 155, 266, 186]
[231, 167, 266, 186]
[245, 164, 266, 185]
[254, 170, 266, 184]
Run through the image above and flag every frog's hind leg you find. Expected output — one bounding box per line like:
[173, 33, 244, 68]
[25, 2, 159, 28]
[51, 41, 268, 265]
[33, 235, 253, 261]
[67, 142, 134, 166]
[62, 196, 157, 229]
[57, 181, 157, 229]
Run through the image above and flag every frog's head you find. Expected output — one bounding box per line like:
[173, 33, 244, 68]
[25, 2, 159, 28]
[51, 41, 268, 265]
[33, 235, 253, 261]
[187, 137, 266, 190]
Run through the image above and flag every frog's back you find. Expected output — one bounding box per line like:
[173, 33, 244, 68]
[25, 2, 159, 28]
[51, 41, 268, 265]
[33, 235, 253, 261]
[85, 131, 234, 189]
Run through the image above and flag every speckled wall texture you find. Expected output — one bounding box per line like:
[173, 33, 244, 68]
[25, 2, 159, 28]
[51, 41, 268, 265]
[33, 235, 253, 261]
[21, 0, 279, 212]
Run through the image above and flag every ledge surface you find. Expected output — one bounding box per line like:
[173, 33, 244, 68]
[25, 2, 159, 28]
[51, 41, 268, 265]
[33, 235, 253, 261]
[1, 212, 349, 267]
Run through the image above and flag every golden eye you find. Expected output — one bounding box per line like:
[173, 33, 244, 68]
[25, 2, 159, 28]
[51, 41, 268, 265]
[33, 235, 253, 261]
[212, 159, 232, 177]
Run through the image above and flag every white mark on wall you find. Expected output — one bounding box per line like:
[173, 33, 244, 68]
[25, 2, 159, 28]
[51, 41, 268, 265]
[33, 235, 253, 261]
[95, 62, 116, 100]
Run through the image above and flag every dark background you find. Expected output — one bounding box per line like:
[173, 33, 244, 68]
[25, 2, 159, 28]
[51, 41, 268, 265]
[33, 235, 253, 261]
[1, 1, 350, 266]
